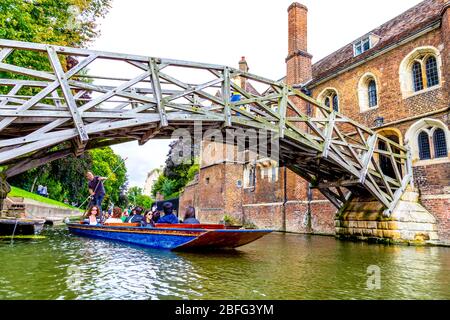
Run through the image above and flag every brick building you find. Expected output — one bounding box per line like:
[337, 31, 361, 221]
[180, 0, 450, 240]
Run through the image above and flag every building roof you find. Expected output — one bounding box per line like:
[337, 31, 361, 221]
[309, 0, 448, 86]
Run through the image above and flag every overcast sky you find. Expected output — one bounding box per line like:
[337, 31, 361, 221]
[89, 0, 423, 189]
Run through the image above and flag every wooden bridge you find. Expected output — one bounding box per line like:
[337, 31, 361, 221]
[0, 39, 412, 216]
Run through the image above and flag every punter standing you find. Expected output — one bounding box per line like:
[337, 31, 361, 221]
[86, 171, 107, 222]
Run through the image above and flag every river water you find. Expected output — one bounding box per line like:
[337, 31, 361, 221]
[0, 226, 449, 300]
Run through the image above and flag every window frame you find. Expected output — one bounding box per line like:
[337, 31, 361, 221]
[418, 131, 431, 160]
[412, 54, 440, 93]
[425, 55, 439, 88]
[433, 128, 448, 159]
[353, 37, 371, 56]
[367, 80, 378, 108]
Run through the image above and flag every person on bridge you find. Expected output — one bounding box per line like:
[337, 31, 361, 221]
[86, 171, 107, 221]
[158, 202, 179, 224]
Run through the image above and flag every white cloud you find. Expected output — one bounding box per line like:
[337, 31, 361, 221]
[89, 0, 423, 188]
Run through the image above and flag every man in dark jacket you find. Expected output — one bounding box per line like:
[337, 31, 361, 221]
[86, 171, 107, 222]
[157, 202, 179, 224]
[126, 206, 144, 224]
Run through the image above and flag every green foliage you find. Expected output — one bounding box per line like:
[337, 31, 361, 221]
[9, 147, 127, 209]
[151, 139, 199, 199]
[0, 0, 111, 45]
[89, 147, 127, 207]
[222, 215, 239, 225]
[2, 0, 117, 209]
[0, 0, 112, 95]
[127, 186, 153, 209]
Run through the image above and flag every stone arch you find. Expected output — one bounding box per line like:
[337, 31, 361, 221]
[316, 87, 340, 118]
[358, 72, 381, 112]
[376, 128, 403, 178]
[399, 46, 442, 99]
[405, 118, 450, 163]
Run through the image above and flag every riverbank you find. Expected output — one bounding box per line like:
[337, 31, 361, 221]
[3, 187, 83, 225]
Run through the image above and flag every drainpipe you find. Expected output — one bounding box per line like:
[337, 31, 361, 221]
[282, 166, 287, 232]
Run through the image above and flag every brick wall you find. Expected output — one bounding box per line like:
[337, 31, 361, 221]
[179, 2, 449, 240]
[311, 29, 447, 127]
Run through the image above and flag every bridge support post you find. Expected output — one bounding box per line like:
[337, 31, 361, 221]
[336, 188, 439, 245]
[0, 173, 11, 217]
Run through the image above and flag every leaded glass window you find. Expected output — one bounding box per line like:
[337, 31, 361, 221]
[332, 94, 339, 112]
[433, 128, 447, 158]
[412, 61, 424, 92]
[425, 56, 439, 87]
[418, 131, 431, 160]
[368, 80, 377, 107]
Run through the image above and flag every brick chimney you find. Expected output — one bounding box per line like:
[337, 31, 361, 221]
[238, 56, 248, 88]
[286, 2, 312, 86]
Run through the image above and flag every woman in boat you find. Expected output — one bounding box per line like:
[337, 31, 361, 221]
[86, 205, 100, 225]
[183, 206, 200, 224]
[158, 202, 179, 224]
[104, 207, 123, 224]
[142, 208, 161, 227]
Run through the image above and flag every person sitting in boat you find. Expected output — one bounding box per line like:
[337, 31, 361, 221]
[182, 206, 200, 224]
[142, 208, 161, 227]
[85, 205, 100, 225]
[157, 202, 179, 224]
[126, 206, 144, 224]
[104, 207, 123, 224]
[121, 209, 128, 222]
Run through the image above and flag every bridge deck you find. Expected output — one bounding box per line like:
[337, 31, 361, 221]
[0, 39, 412, 216]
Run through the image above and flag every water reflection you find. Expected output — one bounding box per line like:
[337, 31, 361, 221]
[0, 227, 449, 300]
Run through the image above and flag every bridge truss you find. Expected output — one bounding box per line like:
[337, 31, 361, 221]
[0, 39, 412, 216]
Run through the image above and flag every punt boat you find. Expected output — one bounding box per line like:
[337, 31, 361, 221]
[66, 222, 272, 251]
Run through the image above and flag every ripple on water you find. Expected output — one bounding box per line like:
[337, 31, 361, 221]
[0, 227, 450, 299]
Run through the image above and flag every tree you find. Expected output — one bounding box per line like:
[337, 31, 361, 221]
[9, 147, 127, 208]
[89, 147, 127, 206]
[0, 0, 112, 96]
[127, 186, 153, 209]
[3, 0, 117, 207]
[152, 139, 199, 199]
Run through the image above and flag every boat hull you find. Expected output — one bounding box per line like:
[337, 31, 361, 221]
[67, 223, 271, 251]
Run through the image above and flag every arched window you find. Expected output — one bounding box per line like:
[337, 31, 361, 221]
[412, 61, 424, 92]
[406, 119, 449, 164]
[418, 131, 431, 160]
[433, 128, 448, 158]
[324, 97, 330, 108]
[317, 88, 340, 117]
[400, 47, 442, 98]
[332, 94, 339, 112]
[368, 80, 377, 108]
[358, 73, 379, 111]
[426, 56, 439, 87]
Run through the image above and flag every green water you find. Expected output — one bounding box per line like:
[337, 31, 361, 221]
[0, 226, 449, 300]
